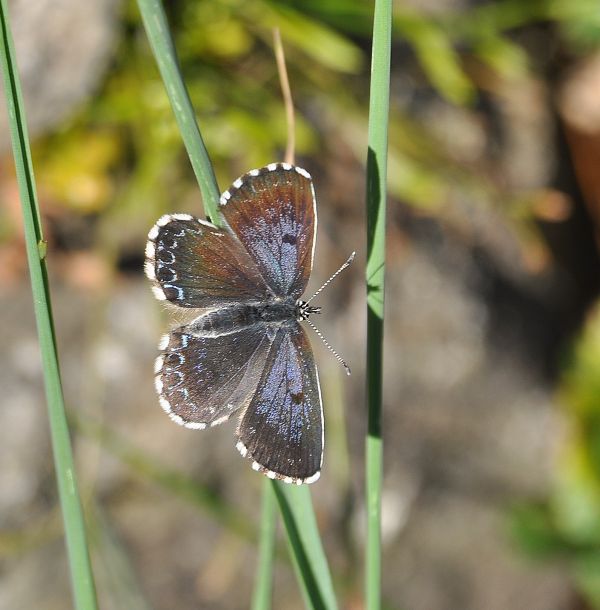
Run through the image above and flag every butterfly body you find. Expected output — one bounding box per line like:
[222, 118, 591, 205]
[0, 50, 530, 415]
[146, 163, 325, 484]
[187, 299, 313, 337]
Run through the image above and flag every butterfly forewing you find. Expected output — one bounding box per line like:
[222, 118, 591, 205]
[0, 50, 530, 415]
[236, 323, 323, 484]
[219, 164, 316, 299]
[146, 215, 268, 308]
[156, 325, 274, 428]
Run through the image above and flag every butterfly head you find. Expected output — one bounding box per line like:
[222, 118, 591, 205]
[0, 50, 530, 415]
[296, 299, 321, 322]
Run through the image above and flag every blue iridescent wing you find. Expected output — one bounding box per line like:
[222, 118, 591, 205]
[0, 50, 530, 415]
[145, 214, 269, 308]
[236, 323, 323, 484]
[219, 164, 316, 299]
[155, 325, 274, 428]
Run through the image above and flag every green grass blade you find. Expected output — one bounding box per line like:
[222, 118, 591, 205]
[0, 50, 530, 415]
[0, 2, 98, 609]
[365, 0, 392, 608]
[74, 414, 256, 543]
[90, 506, 152, 610]
[252, 480, 277, 610]
[136, 0, 221, 220]
[272, 482, 338, 610]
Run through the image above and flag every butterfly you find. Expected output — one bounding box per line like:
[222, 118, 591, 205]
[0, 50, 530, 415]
[145, 163, 341, 484]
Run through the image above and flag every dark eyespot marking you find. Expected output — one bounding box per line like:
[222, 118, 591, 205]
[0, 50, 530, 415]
[283, 234, 297, 246]
[291, 392, 304, 405]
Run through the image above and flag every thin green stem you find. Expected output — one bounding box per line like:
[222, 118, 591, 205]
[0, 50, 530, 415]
[74, 414, 256, 543]
[252, 480, 277, 610]
[136, 0, 221, 221]
[272, 482, 338, 610]
[365, 0, 392, 608]
[0, 1, 98, 608]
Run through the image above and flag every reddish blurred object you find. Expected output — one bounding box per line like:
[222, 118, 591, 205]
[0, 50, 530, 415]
[0, 166, 27, 285]
[56, 251, 112, 293]
[531, 189, 573, 223]
[558, 52, 600, 245]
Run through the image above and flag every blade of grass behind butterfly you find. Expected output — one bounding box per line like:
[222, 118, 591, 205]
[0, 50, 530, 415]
[250, 30, 295, 610]
[0, 1, 98, 609]
[252, 480, 277, 610]
[273, 482, 338, 610]
[136, 0, 221, 221]
[88, 505, 152, 610]
[73, 413, 256, 544]
[365, 0, 392, 608]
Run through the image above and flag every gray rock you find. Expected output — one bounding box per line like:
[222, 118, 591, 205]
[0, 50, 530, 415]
[0, 0, 120, 150]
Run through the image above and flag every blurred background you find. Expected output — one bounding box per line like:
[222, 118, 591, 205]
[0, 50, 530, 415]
[2, 0, 600, 608]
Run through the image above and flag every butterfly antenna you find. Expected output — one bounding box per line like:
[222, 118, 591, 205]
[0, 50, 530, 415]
[305, 251, 356, 305]
[304, 317, 351, 376]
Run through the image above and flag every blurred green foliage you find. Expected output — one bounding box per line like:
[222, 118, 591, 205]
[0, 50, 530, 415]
[512, 307, 600, 607]
[25, 0, 600, 247]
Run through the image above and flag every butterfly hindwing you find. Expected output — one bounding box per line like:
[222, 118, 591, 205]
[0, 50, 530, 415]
[219, 164, 316, 299]
[236, 322, 323, 484]
[145, 214, 268, 308]
[156, 324, 274, 428]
